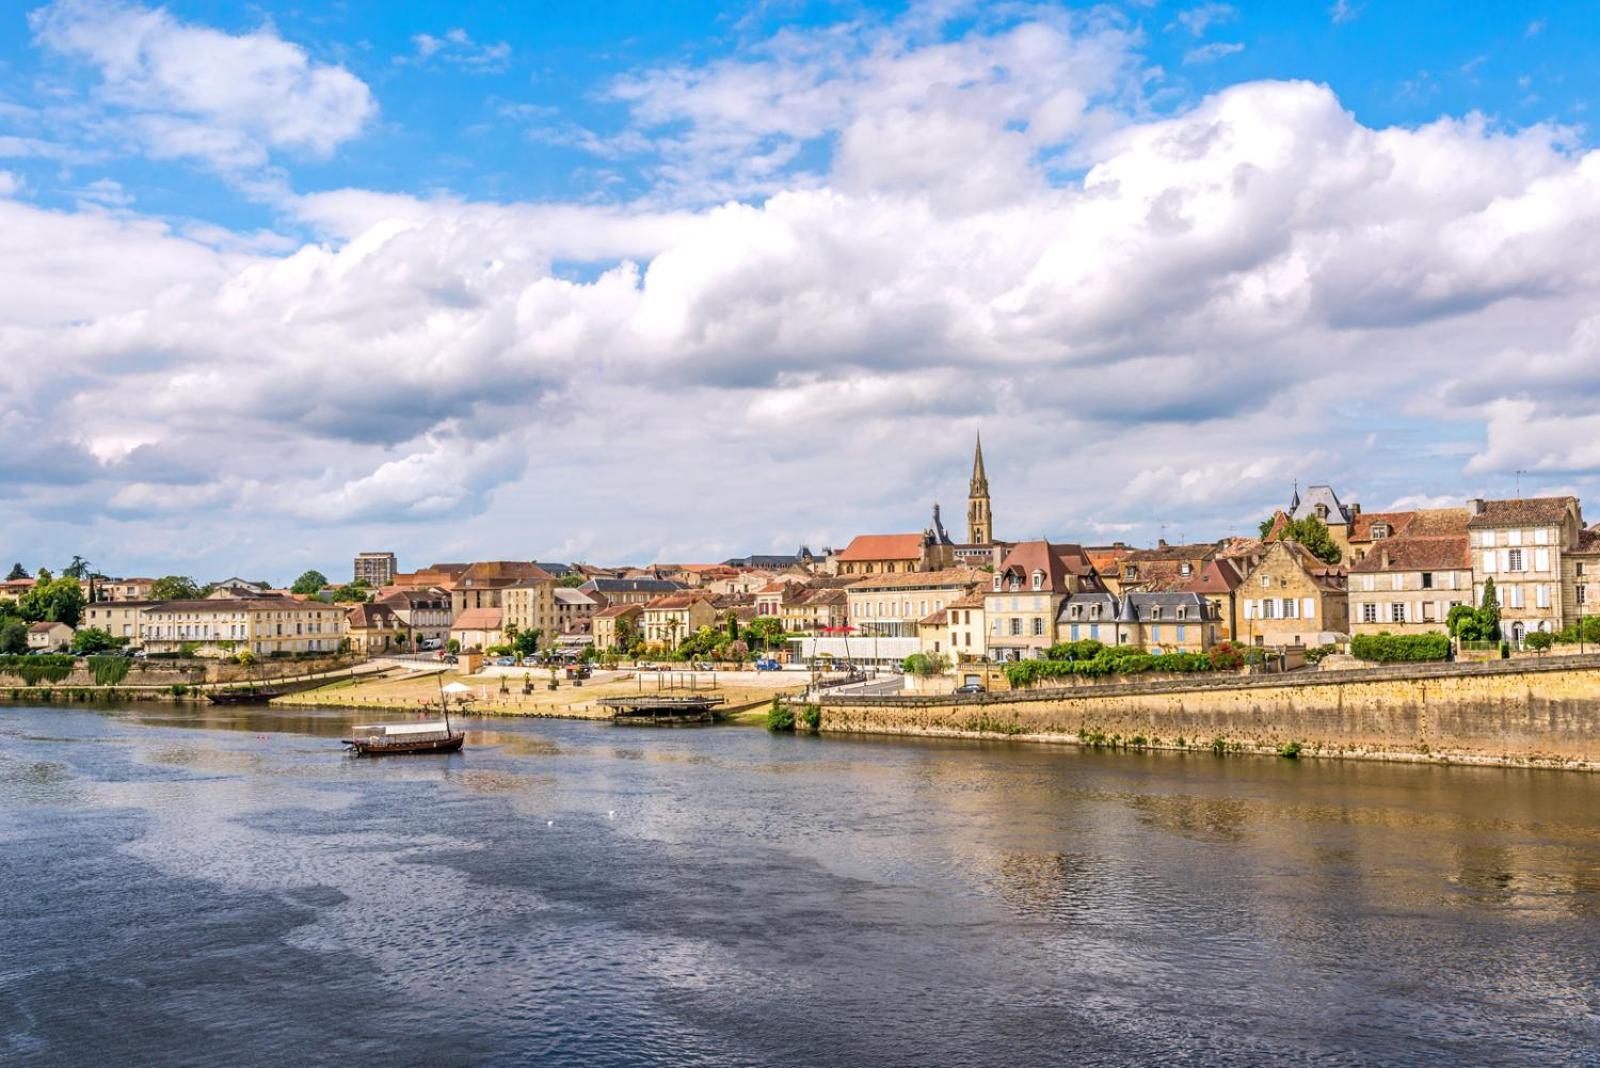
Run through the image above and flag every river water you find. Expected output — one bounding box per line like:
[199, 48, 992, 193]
[2, 704, 1599, 1066]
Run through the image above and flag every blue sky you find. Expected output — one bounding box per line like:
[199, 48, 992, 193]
[3, 0, 1600, 580]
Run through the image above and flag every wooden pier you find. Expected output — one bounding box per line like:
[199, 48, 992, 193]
[597, 694, 727, 726]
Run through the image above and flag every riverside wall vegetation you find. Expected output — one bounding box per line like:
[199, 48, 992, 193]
[813, 654, 1600, 769]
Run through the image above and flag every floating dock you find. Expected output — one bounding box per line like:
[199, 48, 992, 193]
[597, 694, 727, 726]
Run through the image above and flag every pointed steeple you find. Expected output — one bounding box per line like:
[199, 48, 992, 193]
[966, 431, 993, 545]
[970, 431, 989, 496]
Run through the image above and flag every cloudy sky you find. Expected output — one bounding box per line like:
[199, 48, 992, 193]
[4, 0, 1600, 582]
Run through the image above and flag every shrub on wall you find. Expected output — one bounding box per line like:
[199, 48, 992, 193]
[1003, 647, 1218, 689]
[1524, 631, 1555, 652]
[1350, 632, 1450, 663]
[88, 655, 131, 686]
[0, 654, 75, 686]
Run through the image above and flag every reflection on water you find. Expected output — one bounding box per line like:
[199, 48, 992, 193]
[3, 703, 1600, 1065]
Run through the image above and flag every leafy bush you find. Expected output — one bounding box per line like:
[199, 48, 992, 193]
[1209, 642, 1246, 671]
[1044, 639, 1104, 662]
[1350, 632, 1450, 663]
[1553, 618, 1600, 645]
[0, 654, 75, 685]
[798, 704, 821, 731]
[766, 696, 795, 732]
[1303, 643, 1340, 665]
[1278, 740, 1304, 759]
[1003, 646, 1217, 688]
[901, 652, 949, 677]
[1524, 631, 1555, 652]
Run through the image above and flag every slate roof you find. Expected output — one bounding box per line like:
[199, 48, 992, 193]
[581, 578, 682, 594]
[1288, 485, 1354, 525]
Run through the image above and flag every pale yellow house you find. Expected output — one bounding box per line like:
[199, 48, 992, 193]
[450, 607, 504, 651]
[140, 596, 344, 656]
[345, 602, 408, 656]
[592, 604, 643, 653]
[80, 600, 155, 647]
[1349, 536, 1473, 636]
[501, 579, 558, 645]
[640, 594, 717, 651]
[27, 621, 74, 651]
[1468, 496, 1586, 644]
[984, 541, 1103, 661]
[944, 590, 987, 660]
[847, 568, 983, 639]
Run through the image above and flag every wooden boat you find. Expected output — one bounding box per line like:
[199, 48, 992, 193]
[342, 721, 465, 756]
[342, 675, 467, 756]
[207, 688, 284, 706]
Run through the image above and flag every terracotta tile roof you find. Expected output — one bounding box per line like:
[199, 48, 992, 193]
[451, 607, 503, 630]
[845, 567, 984, 591]
[1467, 496, 1578, 528]
[146, 596, 327, 614]
[1350, 507, 1469, 542]
[594, 604, 642, 620]
[1123, 542, 1218, 563]
[995, 541, 1098, 593]
[1570, 527, 1600, 554]
[27, 621, 66, 633]
[799, 588, 849, 606]
[643, 593, 713, 610]
[919, 608, 948, 626]
[835, 533, 926, 562]
[1349, 535, 1471, 573]
[947, 590, 985, 609]
[346, 602, 399, 628]
[459, 561, 554, 587]
[1180, 557, 1247, 595]
[1216, 536, 1264, 560]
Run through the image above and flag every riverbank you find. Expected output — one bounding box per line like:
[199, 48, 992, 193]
[811, 654, 1600, 771]
[277, 667, 806, 720]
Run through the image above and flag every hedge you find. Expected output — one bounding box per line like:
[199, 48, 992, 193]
[1004, 646, 1220, 689]
[0, 654, 75, 686]
[1350, 632, 1450, 663]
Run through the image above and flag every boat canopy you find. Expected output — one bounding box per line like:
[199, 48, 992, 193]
[352, 721, 449, 736]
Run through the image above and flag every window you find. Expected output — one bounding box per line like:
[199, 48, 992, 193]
[1180, 563, 1192, 576]
[1507, 549, 1524, 572]
[1508, 529, 1523, 547]
[1534, 549, 1550, 573]
[1578, 563, 1587, 577]
[1420, 572, 1433, 589]
[1362, 575, 1374, 592]
[1009, 618, 1022, 636]
[1362, 603, 1378, 624]
[1031, 570, 1044, 591]
[1070, 624, 1080, 641]
[1151, 625, 1162, 642]
[1151, 607, 1162, 621]
[1090, 605, 1101, 620]
[1372, 523, 1390, 539]
[1284, 598, 1299, 619]
[1032, 618, 1044, 636]
[1537, 585, 1550, 610]
[1070, 605, 1082, 619]
[1262, 599, 1277, 619]
[1392, 574, 1404, 591]
[1177, 606, 1188, 620]
[1090, 624, 1100, 639]
[1534, 528, 1551, 545]
[1177, 625, 1187, 642]
[1578, 586, 1588, 606]
[1391, 602, 1406, 623]
[1261, 576, 1271, 588]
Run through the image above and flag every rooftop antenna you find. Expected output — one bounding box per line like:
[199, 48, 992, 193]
[1515, 470, 1527, 500]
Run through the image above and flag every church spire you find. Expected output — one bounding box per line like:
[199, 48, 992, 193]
[967, 431, 993, 545]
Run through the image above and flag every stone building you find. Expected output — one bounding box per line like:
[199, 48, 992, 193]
[833, 505, 957, 575]
[140, 595, 344, 657]
[966, 433, 993, 545]
[1236, 541, 1349, 647]
[353, 551, 397, 587]
[1058, 591, 1220, 652]
[984, 541, 1103, 661]
[1285, 484, 1361, 564]
[943, 590, 987, 661]
[1349, 535, 1473, 636]
[1468, 496, 1586, 644]
[640, 593, 718, 651]
[846, 568, 984, 640]
[592, 604, 643, 653]
[80, 600, 155, 647]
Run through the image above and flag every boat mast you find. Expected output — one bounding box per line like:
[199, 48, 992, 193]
[438, 672, 451, 734]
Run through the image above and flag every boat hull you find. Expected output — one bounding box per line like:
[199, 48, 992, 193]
[342, 732, 465, 756]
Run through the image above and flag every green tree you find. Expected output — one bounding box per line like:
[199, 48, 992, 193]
[745, 616, 785, 651]
[1275, 515, 1342, 565]
[19, 575, 85, 627]
[727, 612, 740, 641]
[291, 569, 329, 595]
[71, 627, 126, 654]
[558, 573, 586, 588]
[446, 638, 461, 655]
[0, 618, 26, 654]
[513, 628, 542, 658]
[150, 576, 206, 601]
[5, 563, 27, 581]
[330, 584, 372, 603]
[1479, 577, 1502, 641]
[614, 617, 641, 654]
[62, 555, 92, 579]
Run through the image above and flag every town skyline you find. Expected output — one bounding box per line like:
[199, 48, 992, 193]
[6, 1, 1600, 576]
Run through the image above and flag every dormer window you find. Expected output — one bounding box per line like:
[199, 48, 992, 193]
[1177, 606, 1188, 620]
[1070, 605, 1081, 619]
[1031, 569, 1045, 591]
[993, 575, 1002, 591]
[1124, 565, 1138, 580]
[1180, 563, 1192, 576]
[1372, 523, 1390, 539]
[1090, 605, 1101, 620]
[1151, 607, 1162, 620]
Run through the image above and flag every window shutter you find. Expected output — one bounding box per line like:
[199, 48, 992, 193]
[1535, 548, 1550, 572]
[1482, 551, 1496, 574]
[1303, 597, 1316, 620]
[1244, 600, 1255, 620]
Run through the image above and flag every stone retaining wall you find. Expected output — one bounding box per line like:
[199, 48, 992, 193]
[816, 655, 1600, 769]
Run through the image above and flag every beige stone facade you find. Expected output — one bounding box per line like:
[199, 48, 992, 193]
[140, 596, 344, 656]
[944, 591, 987, 661]
[984, 541, 1103, 660]
[502, 581, 558, 643]
[1349, 537, 1472, 636]
[847, 569, 983, 640]
[1236, 541, 1349, 647]
[640, 594, 717, 651]
[81, 600, 154, 646]
[592, 604, 642, 653]
[1468, 496, 1586, 643]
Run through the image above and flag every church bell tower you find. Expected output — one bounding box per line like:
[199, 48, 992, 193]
[967, 432, 993, 545]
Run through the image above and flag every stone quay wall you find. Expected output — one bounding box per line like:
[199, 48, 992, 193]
[814, 655, 1600, 769]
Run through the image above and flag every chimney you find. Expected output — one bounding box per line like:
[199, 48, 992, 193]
[1158, 538, 1168, 548]
[1350, 502, 1361, 517]
[1468, 498, 1485, 516]
[1380, 548, 1390, 570]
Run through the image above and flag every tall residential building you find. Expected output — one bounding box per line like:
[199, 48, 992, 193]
[1467, 496, 1586, 642]
[967, 432, 992, 545]
[354, 552, 398, 587]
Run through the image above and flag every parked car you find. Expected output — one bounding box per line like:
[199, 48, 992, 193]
[565, 664, 591, 680]
[754, 658, 782, 671]
[954, 682, 987, 695]
[493, 656, 516, 667]
[442, 654, 458, 665]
